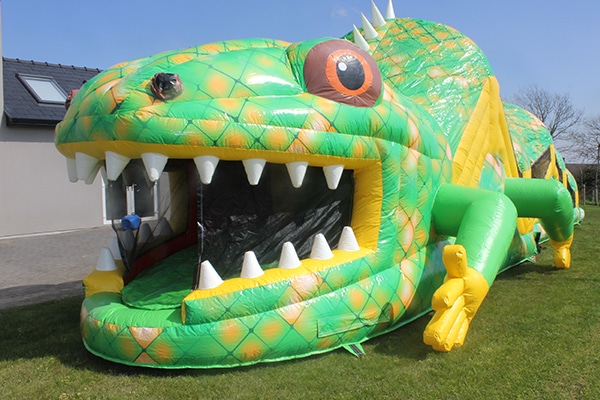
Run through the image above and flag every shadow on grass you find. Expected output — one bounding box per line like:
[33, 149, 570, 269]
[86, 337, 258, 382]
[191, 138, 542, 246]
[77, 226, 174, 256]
[495, 261, 558, 281]
[364, 315, 434, 360]
[0, 292, 438, 377]
[0, 295, 348, 377]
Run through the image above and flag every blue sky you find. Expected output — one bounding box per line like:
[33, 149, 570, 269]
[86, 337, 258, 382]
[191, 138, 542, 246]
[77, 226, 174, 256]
[2, 0, 599, 116]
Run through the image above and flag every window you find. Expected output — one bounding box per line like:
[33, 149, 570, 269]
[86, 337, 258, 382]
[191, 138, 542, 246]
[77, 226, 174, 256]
[17, 74, 67, 104]
[105, 160, 158, 221]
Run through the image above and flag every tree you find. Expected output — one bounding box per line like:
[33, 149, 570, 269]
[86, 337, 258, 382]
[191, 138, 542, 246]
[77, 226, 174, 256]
[563, 114, 600, 204]
[509, 84, 583, 139]
[566, 114, 600, 163]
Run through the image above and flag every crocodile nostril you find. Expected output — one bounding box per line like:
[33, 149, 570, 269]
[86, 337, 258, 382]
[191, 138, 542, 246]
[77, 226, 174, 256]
[150, 72, 183, 100]
[65, 89, 79, 110]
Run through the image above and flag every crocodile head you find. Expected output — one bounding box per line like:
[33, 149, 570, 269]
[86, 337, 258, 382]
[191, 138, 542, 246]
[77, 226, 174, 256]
[56, 31, 452, 364]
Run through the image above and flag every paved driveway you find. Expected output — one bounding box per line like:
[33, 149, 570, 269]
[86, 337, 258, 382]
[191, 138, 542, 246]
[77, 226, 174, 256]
[0, 227, 115, 310]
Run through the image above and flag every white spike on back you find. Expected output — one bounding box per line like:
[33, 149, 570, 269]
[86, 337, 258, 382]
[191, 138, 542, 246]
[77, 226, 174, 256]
[286, 161, 308, 188]
[241, 251, 264, 278]
[352, 25, 370, 52]
[198, 260, 224, 290]
[242, 158, 266, 185]
[75, 152, 100, 183]
[66, 158, 78, 183]
[141, 153, 168, 182]
[361, 13, 378, 40]
[278, 242, 302, 269]
[194, 155, 220, 184]
[371, 1, 386, 27]
[96, 246, 118, 271]
[310, 233, 334, 260]
[385, 0, 396, 19]
[105, 151, 131, 181]
[338, 226, 360, 251]
[323, 165, 344, 190]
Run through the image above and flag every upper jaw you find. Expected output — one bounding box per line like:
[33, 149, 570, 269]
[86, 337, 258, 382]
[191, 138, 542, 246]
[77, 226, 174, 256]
[55, 104, 384, 187]
[67, 149, 355, 191]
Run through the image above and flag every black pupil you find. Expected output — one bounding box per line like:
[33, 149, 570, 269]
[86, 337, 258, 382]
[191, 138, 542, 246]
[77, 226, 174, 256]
[336, 54, 365, 90]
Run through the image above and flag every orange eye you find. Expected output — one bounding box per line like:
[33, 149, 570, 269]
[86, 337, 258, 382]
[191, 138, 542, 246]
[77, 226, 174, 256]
[304, 40, 381, 107]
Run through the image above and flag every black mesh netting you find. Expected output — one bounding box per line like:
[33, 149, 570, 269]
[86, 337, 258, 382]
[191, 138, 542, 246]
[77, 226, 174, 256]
[197, 161, 353, 278]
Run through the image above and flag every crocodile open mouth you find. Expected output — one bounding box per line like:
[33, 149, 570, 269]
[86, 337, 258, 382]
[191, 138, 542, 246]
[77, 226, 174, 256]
[96, 152, 371, 308]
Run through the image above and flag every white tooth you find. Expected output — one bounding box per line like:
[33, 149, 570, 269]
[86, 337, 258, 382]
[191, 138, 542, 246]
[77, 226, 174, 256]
[286, 161, 308, 188]
[278, 242, 302, 270]
[105, 151, 131, 181]
[385, 0, 396, 19]
[76, 152, 100, 182]
[96, 247, 118, 271]
[310, 233, 334, 260]
[323, 165, 344, 190]
[338, 226, 360, 251]
[242, 158, 266, 185]
[361, 13, 378, 39]
[194, 155, 220, 184]
[66, 157, 78, 182]
[371, 0, 386, 27]
[240, 251, 264, 278]
[139, 223, 154, 242]
[141, 153, 168, 182]
[198, 260, 224, 290]
[156, 218, 174, 237]
[99, 166, 107, 183]
[121, 229, 135, 251]
[83, 166, 101, 184]
[108, 236, 122, 260]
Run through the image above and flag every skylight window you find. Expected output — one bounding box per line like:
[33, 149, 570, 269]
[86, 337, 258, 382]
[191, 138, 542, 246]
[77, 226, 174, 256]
[17, 74, 67, 104]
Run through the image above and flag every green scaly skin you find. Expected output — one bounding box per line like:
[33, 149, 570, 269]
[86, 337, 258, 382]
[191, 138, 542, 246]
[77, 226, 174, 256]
[55, 16, 576, 368]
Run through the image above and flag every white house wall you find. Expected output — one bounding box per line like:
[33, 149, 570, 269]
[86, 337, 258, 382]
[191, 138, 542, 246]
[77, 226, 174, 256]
[0, 119, 104, 237]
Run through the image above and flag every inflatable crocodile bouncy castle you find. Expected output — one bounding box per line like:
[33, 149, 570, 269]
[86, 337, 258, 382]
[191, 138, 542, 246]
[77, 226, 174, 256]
[55, 1, 580, 368]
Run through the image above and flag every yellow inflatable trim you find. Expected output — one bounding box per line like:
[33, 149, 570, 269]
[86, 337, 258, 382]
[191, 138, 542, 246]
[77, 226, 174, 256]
[83, 263, 126, 298]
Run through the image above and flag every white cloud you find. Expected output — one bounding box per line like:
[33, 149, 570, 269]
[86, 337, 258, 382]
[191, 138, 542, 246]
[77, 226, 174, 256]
[331, 5, 350, 19]
[330, 2, 363, 21]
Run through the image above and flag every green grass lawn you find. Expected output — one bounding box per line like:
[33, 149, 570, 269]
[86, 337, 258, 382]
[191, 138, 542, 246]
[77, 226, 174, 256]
[1, 209, 599, 400]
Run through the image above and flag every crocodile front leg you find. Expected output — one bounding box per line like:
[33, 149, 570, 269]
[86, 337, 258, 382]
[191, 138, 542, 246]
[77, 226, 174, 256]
[504, 178, 574, 268]
[423, 184, 518, 351]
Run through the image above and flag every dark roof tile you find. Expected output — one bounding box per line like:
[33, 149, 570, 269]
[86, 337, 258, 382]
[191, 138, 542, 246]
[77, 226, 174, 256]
[3, 57, 101, 126]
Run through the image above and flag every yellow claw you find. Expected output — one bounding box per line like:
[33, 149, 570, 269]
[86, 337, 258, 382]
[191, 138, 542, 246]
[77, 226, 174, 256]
[423, 244, 490, 352]
[550, 235, 573, 269]
[442, 244, 468, 278]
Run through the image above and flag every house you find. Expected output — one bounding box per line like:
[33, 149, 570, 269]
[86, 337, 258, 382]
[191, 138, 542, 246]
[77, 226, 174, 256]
[0, 55, 105, 237]
[566, 163, 599, 205]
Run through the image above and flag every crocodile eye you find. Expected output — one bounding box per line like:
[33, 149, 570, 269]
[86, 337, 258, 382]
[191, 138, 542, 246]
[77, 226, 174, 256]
[150, 72, 183, 100]
[304, 40, 381, 107]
